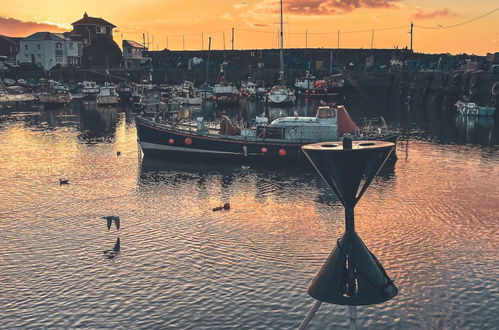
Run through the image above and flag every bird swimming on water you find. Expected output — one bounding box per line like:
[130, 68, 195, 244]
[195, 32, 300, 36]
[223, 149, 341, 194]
[116, 151, 121, 157]
[59, 179, 70, 185]
[102, 216, 120, 230]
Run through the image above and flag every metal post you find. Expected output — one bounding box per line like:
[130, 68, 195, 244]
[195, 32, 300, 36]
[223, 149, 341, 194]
[223, 32, 226, 50]
[183, 35, 185, 50]
[410, 22, 413, 51]
[166, 37, 169, 49]
[371, 29, 374, 49]
[231, 27, 235, 50]
[305, 29, 308, 49]
[202, 32, 204, 50]
[298, 300, 322, 330]
[205, 37, 211, 85]
[337, 30, 340, 49]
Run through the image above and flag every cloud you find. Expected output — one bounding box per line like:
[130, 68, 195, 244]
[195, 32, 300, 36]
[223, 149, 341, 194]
[233, 2, 248, 9]
[411, 8, 457, 20]
[222, 13, 233, 20]
[0, 16, 66, 36]
[245, 0, 402, 17]
[253, 23, 269, 28]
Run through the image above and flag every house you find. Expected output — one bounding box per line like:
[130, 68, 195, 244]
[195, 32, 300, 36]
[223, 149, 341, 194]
[0, 35, 21, 63]
[65, 12, 122, 68]
[123, 40, 144, 69]
[16, 32, 81, 70]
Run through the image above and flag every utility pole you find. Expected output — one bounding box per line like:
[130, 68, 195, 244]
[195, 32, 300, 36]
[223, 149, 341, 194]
[305, 29, 308, 49]
[182, 35, 185, 50]
[231, 27, 235, 50]
[410, 21, 414, 51]
[223, 32, 226, 50]
[166, 37, 169, 49]
[205, 37, 211, 85]
[142, 33, 146, 50]
[371, 29, 374, 49]
[337, 29, 340, 49]
[202, 32, 204, 50]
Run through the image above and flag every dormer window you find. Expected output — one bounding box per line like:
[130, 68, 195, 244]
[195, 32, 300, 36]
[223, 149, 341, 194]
[96, 26, 106, 34]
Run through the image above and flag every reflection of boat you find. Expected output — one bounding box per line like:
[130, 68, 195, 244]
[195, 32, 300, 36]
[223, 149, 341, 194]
[136, 104, 397, 164]
[97, 85, 119, 105]
[455, 100, 495, 117]
[37, 85, 71, 109]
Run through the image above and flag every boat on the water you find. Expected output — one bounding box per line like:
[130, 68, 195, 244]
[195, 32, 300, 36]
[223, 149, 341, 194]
[37, 84, 71, 109]
[97, 85, 119, 105]
[455, 100, 495, 117]
[174, 81, 202, 105]
[136, 104, 397, 164]
[82, 81, 99, 100]
[267, 0, 295, 106]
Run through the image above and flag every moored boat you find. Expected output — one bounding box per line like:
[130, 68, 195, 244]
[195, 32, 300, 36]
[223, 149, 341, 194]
[136, 104, 397, 164]
[455, 100, 495, 117]
[37, 84, 71, 109]
[97, 85, 119, 105]
[82, 81, 99, 100]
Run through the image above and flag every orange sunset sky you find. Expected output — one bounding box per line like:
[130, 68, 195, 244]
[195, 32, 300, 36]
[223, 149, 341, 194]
[0, 0, 497, 55]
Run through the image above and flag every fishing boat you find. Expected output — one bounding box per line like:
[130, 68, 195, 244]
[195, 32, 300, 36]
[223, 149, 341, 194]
[455, 100, 495, 117]
[97, 84, 119, 105]
[136, 104, 397, 164]
[82, 81, 99, 100]
[117, 83, 133, 104]
[174, 81, 202, 105]
[212, 64, 239, 106]
[37, 84, 71, 109]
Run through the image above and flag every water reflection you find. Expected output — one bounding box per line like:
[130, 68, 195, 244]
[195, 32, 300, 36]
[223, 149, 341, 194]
[103, 237, 121, 260]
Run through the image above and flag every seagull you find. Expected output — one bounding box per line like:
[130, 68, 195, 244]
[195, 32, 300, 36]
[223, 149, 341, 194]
[102, 216, 120, 230]
[59, 179, 70, 185]
[116, 151, 121, 156]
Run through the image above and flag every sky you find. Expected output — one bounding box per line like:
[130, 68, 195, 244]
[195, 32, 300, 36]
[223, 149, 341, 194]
[0, 0, 498, 55]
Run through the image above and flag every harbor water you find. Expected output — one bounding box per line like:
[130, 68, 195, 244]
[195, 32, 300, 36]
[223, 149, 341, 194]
[0, 100, 498, 329]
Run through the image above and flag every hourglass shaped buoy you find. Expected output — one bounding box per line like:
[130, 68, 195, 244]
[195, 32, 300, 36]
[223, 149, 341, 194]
[298, 137, 398, 329]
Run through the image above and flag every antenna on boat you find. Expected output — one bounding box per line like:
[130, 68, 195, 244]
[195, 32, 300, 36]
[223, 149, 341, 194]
[278, 0, 285, 85]
[205, 37, 211, 86]
[231, 27, 235, 50]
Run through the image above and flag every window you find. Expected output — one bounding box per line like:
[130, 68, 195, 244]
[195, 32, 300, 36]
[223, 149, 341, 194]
[55, 56, 63, 63]
[96, 26, 105, 34]
[37, 54, 41, 58]
[55, 42, 62, 50]
[25, 45, 28, 50]
[37, 44, 41, 49]
[69, 43, 73, 50]
[128, 48, 132, 54]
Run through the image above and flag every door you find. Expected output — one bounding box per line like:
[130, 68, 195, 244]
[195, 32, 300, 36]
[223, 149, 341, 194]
[31, 55, 35, 63]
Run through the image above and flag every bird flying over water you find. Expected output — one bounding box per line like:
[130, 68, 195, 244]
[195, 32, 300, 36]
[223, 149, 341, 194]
[102, 216, 120, 230]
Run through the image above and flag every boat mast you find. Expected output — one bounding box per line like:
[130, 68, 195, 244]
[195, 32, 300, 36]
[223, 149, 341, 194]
[278, 0, 285, 86]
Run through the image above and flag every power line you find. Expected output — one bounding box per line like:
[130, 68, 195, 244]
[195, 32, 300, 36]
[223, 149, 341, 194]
[415, 7, 499, 29]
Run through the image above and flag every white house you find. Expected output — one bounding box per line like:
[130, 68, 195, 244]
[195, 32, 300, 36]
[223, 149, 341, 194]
[122, 40, 144, 69]
[17, 32, 82, 70]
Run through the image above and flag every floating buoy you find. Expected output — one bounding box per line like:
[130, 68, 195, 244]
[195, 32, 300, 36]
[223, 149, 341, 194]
[169, 138, 175, 145]
[261, 147, 268, 154]
[185, 137, 193, 145]
[278, 148, 286, 157]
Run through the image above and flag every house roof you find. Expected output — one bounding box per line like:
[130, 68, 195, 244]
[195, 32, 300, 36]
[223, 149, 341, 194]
[123, 40, 144, 48]
[72, 13, 116, 28]
[23, 32, 67, 41]
[0, 35, 20, 45]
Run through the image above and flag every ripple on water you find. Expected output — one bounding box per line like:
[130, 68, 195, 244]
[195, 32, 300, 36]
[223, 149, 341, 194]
[0, 115, 498, 329]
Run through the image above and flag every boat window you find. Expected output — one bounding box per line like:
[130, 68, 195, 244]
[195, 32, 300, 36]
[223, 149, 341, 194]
[318, 108, 336, 119]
